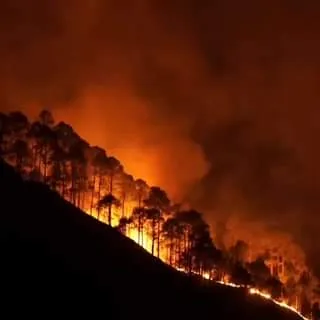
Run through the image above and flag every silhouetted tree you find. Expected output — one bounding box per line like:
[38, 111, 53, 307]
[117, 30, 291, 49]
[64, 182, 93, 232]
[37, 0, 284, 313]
[162, 217, 183, 266]
[192, 229, 221, 277]
[285, 276, 299, 307]
[131, 207, 147, 246]
[175, 210, 213, 274]
[311, 302, 320, 320]
[132, 179, 149, 244]
[135, 179, 149, 205]
[0, 112, 9, 154]
[119, 173, 135, 218]
[247, 257, 271, 289]
[49, 143, 69, 195]
[230, 263, 252, 287]
[68, 139, 88, 208]
[117, 217, 133, 235]
[38, 109, 54, 127]
[105, 156, 123, 194]
[29, 118, 56, 182]
[7, 111, 30, 138]
[265, 277, 283, 299]
[144, 208, 161, 256]
[144, 186, 170, 258]
[10, 139, 30, 174]
[90, 147, 108, 215]
[229, 240, 249, 265]
[97, 193, 121, 225]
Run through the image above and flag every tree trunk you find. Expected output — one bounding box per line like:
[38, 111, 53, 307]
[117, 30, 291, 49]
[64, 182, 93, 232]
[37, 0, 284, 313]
[151, 217, 156, 256]
[43, 145, 48, 184]
[16, 155, 22, 174]
[77, 180, 81, 208]
[62, 173, 66, 198]
[71, 164, 76, 205]
[31, 144, 36, 170]
[157, 218, 160, 258]
[109, 174, 113, 193]
[138, 216, 141, 245]
[81, 186, 86, 210]
[108, 203, 112, 226]
[121, 194, 125, 218]
[169, 237, 173, 266]
[97, 174, 102, 203]
[188, 237, 193, 274]
[90, 173, 96, 214]
[177, 238, 181, 268]
[141, 225, 144, 247]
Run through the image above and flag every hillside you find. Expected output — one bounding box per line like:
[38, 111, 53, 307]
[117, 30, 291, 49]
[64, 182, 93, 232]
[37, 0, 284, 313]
[0, 160, 302, 320]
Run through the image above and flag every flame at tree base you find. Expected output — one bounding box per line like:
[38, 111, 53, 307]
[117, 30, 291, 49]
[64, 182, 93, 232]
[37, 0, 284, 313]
[87, 210, 310, 320]
[215, 277, 309, 320]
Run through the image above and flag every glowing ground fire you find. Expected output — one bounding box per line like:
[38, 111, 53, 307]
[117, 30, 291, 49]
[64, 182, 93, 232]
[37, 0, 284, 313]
[88, 209, 309, 320]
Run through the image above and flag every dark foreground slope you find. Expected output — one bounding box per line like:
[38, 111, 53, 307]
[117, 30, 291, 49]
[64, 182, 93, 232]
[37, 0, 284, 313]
[0, 161, 302, 320]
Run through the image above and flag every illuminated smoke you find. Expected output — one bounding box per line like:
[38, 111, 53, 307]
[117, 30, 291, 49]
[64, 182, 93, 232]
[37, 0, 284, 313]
[1, 0, 320, 274]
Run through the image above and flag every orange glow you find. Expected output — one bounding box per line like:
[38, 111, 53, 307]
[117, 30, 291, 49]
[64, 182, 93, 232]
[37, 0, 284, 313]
[88, 206, 168, 261]
[89, 203, 310, 319]
[176, 266, 309, 319]
[85, 204, 309, 320]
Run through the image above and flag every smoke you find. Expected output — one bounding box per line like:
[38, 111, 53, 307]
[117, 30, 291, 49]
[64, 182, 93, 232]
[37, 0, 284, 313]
[1, 0, 320, 273]
[0, 0, 210, 199]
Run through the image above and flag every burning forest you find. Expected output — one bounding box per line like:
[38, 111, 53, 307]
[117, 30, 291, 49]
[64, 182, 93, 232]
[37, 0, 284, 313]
[0, 109, 319, 319]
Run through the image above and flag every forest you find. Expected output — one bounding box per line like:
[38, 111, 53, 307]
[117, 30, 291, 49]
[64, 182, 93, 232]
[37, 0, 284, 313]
[0, 109, 318, 318]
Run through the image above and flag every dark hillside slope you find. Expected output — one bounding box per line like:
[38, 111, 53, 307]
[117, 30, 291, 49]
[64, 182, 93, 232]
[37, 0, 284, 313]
[0, 160, 302, 320]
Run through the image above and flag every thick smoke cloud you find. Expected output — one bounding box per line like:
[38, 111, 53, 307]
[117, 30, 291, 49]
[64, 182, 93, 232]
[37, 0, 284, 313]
[1, 0, 320, 272]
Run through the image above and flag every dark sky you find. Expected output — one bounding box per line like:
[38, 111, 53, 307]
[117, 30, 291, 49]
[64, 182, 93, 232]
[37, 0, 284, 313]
[1, 0, 320, 273]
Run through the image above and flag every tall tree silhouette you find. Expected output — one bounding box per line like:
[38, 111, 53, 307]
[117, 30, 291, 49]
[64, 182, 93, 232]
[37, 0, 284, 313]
[0, 113, 9, 155]
[247, 257, 271, 289]
[68, 139, 88, 208]
[3, 112, 30, 167]
[144, 186, 170, 258]
[117, 217, 133, 236]
[144, 208, 161, 256]
[38, 109, 54, 127]
[90, 148, 108, 216]
[135, 179, 149, 208]
[132, 179, 149, 245]
[28, 119, 56, 182]
[97, 193, 121, 225]
[119, 173, 135, 218]
[175, 210, 213, 273]
[7, 111, 30, 139]
[50, 144, 68, 196]
[106, 156, 123, 194]
[10, 139, 30, 174]
[162, 217, 184, 266]
[131, 207, 147, 246]
[229, 240, 249, 265]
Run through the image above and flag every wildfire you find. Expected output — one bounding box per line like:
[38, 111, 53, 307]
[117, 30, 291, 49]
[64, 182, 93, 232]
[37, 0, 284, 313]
[218, 279, 309, 320]
[88, 208, 310, 320]
[204, 273, 309, 319]
[0, 109, 314, 320]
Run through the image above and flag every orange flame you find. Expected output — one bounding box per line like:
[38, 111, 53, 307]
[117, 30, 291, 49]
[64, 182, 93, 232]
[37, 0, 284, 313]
[87, 206, 309, 320]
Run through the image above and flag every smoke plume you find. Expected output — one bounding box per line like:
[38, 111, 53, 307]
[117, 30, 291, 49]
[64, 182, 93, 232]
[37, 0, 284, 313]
[1, 0, 320, 273]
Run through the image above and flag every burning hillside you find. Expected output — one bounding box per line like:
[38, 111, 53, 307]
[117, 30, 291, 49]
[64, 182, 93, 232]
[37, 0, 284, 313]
[0, 156, 307, 320]
[0, 109, 319, 319]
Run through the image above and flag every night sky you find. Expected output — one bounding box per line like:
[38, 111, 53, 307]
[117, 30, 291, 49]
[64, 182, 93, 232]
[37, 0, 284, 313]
[1, 0, 320, 273]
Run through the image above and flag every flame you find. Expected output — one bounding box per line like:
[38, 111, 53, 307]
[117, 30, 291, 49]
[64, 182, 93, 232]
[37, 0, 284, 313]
[218, 281, 309, 320]
[85, 207, 310, 320]
[88, 206, 167, 260]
